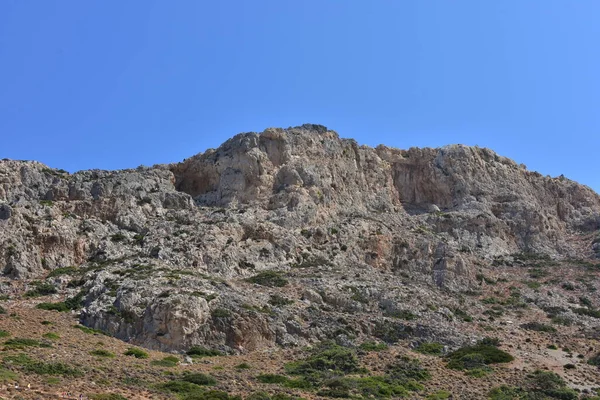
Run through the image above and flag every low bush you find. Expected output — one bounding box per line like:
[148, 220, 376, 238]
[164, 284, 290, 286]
[25, 281, 57, 298]
[427, 390, 451, 400]
[520, 322, 556, 333]
[4, 338, 51, 349]
[4, 353, 83, 377]
[124, 347, 148, 359]
[446, 344, 513, 370]
[73, 325, 108, 336]
[36, 302, 70, 312]
[88, 394, 128, 400]
[414, 342, 444, 356]
[285, 342, 363, 377]
[186, 346, 223, 357]
[151, 356, 179, 367]
[90, 349, 115, 358]
[181, 372, 217, 386]
[47, 266, 78, 278]
[43, 332, 60, 340]
[246, 271, 289, 287]
[588, 353, 600, 367]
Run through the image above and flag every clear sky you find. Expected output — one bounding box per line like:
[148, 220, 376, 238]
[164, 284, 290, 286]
[1, 1, 599, 193]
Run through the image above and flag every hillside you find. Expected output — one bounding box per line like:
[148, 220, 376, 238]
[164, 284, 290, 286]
[0, 124, 599, 399]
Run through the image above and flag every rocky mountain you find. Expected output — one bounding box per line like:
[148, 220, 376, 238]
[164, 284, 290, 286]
[0, 124, 599, 398]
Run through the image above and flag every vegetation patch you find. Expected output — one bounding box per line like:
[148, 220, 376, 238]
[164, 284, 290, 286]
[269, 294, 294, 307]
[588, 353, 600, 367]
[414, 342, 444, 356]
[452, 308, 473, 322]
[90, 349, 115, 358]
[520, 322, 556, 333]
[246, 271, 289, 287]
[186, 346, 223, 358]
[73, 324, 109, 336]
[36, 302, 70, 312]
[0, 330, 10, 338]
[489, 370, 578, 400]
[24, 281, 57, 298]
[88, 394, 128, 400]
[151, 356, 179, 367]
[445, 344, 513, 370]
[124, 347, 149, 359]
[4, 353, 83, 377]
[47, 266, 79, 278]
[572, 307, 600, 319]
[384, 309, 417, 320]
[4, 338, 51, 349]
[427, 390, 451, 400]
[43, 332, 60, 340]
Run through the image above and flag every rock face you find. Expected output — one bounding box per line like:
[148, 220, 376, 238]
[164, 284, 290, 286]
[1, 124, 599, 352]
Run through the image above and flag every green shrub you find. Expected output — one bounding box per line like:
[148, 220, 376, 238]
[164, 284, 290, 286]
[520, 322, 556, 332]
[36, 302, 70, 312]
[269, 294, 293, 307]
[384, 309, 417, 320]
[161, 380, 203, 395]
[285, 342, 363, 377]
[186, 346, 223, 357]
[0, 367, 18, 383]
[427, 390, 451, 400]
[181, 372, 217, 386]
[5, 353, 83, 377]
[386, 356, 431, 383]
[465, 367, 490, 377]
[151, 356, 179, 367]
[373, 321, 414, 343]
[88, 394, 128, 400]
[452, 308, 473, 322]
[110, 233, 127, 242]
[414, 342, 444, 355]
[359, 341, 388, 352]
[489, 385, 523, 400]
[257, 374, 288, 384]
[478, 337, 501, 347]
[25, 281, 57, 298]
[43, 332, 60, 340]
[525, 281, 542, 289]
[47, 266, 78, 278]
[124, 347, 148, 359]
[318, 376, 409, 399]
[573, 307, 600, 318]
[4, 338, 51, 349]
[73, 324, 108, 336]
[90, 349, 115, 358]
[588, 353, 600, 367]
[211, 308, 232, 318]
[235, 363, 251, 369]
[246, 392, 271, 400]
[0, 330, 10, 338]
[446, 344, 513, 370]
[551, 316, 573, 326]
[246, 271, 288, 287]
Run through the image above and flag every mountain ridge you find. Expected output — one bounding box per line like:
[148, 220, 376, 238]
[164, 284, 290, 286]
[0, 124, 599, 398]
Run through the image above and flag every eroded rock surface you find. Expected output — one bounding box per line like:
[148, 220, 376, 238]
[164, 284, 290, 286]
[1, 124, 599, 352]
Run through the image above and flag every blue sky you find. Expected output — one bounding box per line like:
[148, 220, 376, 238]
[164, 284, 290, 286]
[1, 1, 599, 193]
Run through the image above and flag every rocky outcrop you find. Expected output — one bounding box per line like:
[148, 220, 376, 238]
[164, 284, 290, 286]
[1, 124, 599, 353]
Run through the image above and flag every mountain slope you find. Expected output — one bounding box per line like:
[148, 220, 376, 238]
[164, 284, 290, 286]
[0, 124, 599, 399]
